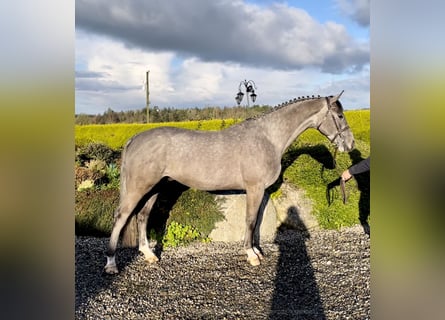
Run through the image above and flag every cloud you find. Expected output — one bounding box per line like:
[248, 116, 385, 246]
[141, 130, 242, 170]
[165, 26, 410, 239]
[336, 0, 370, 27]
[75, 70, 108, 79]
[317, 68, 370, 108]
[76, 0, 368, 74]
[75, 30, 369, 113]
[75, 31, 177, 112]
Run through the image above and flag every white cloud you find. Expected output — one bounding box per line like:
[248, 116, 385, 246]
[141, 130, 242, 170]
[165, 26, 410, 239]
[76, 31, 369, 113]
[76, 31, 176, 113]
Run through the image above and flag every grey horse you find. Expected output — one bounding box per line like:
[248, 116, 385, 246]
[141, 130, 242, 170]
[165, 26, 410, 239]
[104, 91, 354, 274]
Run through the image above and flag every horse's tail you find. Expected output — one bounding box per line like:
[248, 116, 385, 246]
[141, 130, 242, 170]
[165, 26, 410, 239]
[118, 138, 139, 248]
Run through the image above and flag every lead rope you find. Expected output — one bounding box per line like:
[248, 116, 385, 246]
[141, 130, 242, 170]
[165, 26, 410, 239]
[324, 147, 348, 205]
[334, 146, 349, 203]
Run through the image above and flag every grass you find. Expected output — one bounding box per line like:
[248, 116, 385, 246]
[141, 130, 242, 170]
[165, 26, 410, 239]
[281, 139, 370, 229]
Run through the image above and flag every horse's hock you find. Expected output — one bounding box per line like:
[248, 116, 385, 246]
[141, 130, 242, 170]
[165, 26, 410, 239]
[209, 183, 317, 242]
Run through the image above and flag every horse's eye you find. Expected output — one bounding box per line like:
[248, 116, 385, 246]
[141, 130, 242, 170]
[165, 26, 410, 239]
[338, 114, 344, 119]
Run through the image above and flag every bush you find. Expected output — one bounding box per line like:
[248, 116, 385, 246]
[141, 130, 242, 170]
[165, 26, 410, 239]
[142, 184, 225, 246]
[75, 188, 118, 236]
[167, 188, 225, 238]
[162, 221, 202, 248]
[76, 142, 120, 165]
[74, 164, 108, 190]
[75, 181, 225, 247]
[103, 163, 120, 190]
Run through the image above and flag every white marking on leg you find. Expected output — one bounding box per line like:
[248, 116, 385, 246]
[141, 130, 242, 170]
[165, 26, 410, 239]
[253, 246, 264, 260]
[106, 255, 116, 267]
[139, 245, 159, 264]
[104, 255, 119, 274]
[246, 248, 261, 266]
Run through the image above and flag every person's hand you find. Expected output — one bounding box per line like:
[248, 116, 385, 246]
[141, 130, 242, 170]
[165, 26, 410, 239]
[341, 169, 352, 181]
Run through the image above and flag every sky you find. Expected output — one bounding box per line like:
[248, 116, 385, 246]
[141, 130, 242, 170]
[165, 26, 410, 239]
[75, 0, 369, 114]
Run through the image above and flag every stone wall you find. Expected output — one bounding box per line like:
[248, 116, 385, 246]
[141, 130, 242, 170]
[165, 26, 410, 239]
[209, 183, 317, 242]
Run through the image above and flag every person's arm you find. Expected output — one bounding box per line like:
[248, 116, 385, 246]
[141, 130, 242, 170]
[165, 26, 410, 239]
[341, 157, 370, 181]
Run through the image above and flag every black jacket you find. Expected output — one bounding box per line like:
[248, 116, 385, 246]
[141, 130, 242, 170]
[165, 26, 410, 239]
[349, 157, 370, 175]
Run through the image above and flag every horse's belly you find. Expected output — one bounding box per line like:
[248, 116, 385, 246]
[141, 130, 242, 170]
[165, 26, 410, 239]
[165, 164, 244, 191]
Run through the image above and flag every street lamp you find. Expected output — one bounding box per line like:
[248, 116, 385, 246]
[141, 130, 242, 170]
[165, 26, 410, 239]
[235, 79, 258, 108]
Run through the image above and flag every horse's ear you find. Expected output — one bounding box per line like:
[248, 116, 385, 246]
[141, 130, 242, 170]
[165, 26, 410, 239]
[328, 90, 344, 104]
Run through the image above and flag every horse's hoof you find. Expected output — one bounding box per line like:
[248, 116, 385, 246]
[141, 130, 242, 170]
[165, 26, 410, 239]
[253, 247, 264, 260]
[104, 265, 119, 274]
[247, 256, 261, 266]
[145, 255, 159, 264]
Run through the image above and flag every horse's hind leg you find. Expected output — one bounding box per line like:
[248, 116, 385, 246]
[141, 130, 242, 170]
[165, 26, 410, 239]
[137, 194, 159, 264]
[104, 193, 144, 274]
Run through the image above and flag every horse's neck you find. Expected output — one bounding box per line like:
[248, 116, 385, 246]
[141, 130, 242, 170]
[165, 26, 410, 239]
[257, 101, 324, 155]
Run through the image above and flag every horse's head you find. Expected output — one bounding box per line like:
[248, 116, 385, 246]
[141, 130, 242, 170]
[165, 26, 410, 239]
[316, 91, 355, 152]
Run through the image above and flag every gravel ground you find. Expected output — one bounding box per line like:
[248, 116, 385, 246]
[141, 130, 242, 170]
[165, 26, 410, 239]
[75, 226, 370, 319]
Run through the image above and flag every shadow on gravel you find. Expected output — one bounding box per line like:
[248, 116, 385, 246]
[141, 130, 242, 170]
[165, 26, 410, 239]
[269, 208, 326, 319]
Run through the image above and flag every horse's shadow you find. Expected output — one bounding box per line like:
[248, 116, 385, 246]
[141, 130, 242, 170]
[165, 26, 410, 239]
[267, 144, 336, 195]
[147, 179, 189, 256]
[267, 145, 331, 318]
[269, 207, 326, 319]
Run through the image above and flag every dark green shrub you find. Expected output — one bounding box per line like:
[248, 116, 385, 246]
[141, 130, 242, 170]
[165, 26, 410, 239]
[100, 163, 120, 190]
[75, 188, 118, 236]
[144, 184, 225, 244]
[76, 142, 120, 165]
[167, 189, 225, 238]
[75, 180, 225, 246]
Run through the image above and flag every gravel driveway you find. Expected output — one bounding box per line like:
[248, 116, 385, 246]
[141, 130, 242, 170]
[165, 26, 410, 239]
[75, 226, 370, 319]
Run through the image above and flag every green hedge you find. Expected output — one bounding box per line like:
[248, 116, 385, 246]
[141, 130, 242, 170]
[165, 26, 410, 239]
[75, 119, 239, 150]
[75, 189, 118, 236]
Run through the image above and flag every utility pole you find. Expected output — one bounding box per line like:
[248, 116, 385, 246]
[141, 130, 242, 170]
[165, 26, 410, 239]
[146, 70, 150, 123]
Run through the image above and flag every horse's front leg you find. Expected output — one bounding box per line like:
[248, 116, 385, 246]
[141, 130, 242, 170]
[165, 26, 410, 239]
[244, 185, 265, 266]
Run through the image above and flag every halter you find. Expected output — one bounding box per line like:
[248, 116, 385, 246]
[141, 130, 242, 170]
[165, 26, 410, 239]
[316, 96, 350, 145]
[316, 95, 350, 172]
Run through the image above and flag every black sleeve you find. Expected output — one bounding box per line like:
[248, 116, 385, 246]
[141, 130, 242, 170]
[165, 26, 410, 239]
[349, 157, 370, 175]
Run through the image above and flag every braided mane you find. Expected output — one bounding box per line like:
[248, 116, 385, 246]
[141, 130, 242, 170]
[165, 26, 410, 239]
[246, 94, 324, 121]
[273, 94, 323, 108]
